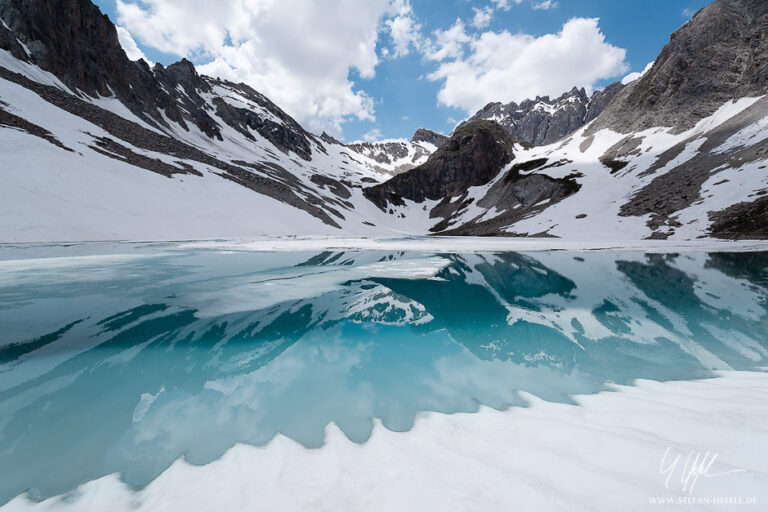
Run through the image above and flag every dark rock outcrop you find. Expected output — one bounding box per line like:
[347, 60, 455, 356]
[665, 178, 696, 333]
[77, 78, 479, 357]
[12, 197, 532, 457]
[320, 132, 342, 145]
[348, 141, 410, 164]
[0, 0, 218, 136]
[466, 84, 624, 146]
[585, 82, 625, 123]
[411, 128, 448, 148]
[0, 103, 72, 151]
[710, 196, 768, 239]
[589, 0, 768, 134]
[364, 120, 516, 210]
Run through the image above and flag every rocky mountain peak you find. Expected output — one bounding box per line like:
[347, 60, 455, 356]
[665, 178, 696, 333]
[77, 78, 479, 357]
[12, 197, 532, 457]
[364, 120, 517, 209]
[320, 132, 342, 146]
[0, 0, 133, 98]
[157, 58, 211, 94]
[589, 0, 768, 134]
[464, 82, 623, 146]
[410, 128, 448, 148]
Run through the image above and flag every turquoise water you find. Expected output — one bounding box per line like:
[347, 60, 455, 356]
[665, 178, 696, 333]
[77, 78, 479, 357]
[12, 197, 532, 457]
[1, 244, 768, 504]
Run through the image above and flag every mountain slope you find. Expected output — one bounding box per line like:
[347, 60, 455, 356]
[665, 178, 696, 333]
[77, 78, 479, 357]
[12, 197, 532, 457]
[0, 0, 432, 241]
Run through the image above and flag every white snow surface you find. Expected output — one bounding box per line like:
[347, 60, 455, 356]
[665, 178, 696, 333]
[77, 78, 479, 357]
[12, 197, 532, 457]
[4, 370, 767, 512]
[180, 236, 768, 253]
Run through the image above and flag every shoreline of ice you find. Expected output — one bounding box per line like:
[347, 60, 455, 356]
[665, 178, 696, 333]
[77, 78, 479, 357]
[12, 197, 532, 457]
[4, 236, 768, 255]
[5, 370, 768, 512]
[179, 236, 768, 253]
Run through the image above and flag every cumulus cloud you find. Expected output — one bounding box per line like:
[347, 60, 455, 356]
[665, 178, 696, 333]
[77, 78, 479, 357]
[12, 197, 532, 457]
[490, 0, 523, 11]
[471, 7, 494, 30]
[116, 26, 152, 64]
[385, 0, 422, 58]
[424, 19, 471, 62]
[490, 0, 558, 12]
[116, 0, 395, 135]
[427, 17, 628, 114]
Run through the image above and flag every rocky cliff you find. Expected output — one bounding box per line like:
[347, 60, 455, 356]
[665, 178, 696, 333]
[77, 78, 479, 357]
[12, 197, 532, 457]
[589, 0, 768, 135]
[465, 84, 624, 146]
[411, 128, 448, 148]
[363, 120, 519, 213]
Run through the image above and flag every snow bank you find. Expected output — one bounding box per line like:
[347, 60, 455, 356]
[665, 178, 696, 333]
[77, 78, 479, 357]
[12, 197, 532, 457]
[5, 370, 767, 512]
[180, 236, 768, 254]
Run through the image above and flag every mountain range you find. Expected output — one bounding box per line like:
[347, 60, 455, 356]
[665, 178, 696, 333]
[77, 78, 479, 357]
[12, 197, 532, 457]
[1, 0, 766, 242]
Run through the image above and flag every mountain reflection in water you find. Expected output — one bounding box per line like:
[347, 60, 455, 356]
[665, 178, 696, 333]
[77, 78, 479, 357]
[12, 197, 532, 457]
[1, 245, 767, 503]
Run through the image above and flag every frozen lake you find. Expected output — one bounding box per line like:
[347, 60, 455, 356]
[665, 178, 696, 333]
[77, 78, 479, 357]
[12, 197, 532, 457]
[1, 240, 768, 509]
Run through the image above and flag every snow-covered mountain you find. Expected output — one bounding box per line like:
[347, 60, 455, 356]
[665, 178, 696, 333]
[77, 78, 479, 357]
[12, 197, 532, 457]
[345, 128, 447, 177]
[367, 0, 768, 240]
[0, 0, 438, 241]
[464, 83, 624, 146]
[1, 0, 767, 242]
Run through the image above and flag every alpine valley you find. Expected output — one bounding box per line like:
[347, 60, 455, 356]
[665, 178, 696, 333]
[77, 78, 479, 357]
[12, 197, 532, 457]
[1, 0, 768, 242]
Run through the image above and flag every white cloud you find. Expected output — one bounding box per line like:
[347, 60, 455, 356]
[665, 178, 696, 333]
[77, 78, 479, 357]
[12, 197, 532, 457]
[385, 0, 422, 58]
[115, 26, 152, 65]
[532, 0, 558, 10]
[490, 0, 523, 11]
[424, 19, 471, 62]
[116, 0, 397, 136]
[471, 7, 494, 30]
[682, 7, 696, 18]
[362, 128, 384, 141]
[427, 17, 629, 114]
[621, 60, 654, 85]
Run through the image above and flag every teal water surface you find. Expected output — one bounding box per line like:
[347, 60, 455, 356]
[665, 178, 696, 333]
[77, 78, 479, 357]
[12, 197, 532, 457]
[1, 244, 768, 504]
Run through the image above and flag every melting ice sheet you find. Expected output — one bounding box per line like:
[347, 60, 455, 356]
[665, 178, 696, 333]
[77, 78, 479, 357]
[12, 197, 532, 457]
[1, 242, 768, 506]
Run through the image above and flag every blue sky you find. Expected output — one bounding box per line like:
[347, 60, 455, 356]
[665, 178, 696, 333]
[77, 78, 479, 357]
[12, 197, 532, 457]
[95, 0, 710, 142]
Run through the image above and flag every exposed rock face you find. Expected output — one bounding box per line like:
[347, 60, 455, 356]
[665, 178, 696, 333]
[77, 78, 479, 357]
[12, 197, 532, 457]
[208, 78, 317, 160]
[434, 159, 581, 236]
[364, 120, 516, 209]
[348, 141, 410, 164]
[0, 0, 134, 97]
[466, 84, 624, 146]
[584, 82, 625, 123]
[710, 196, 768, 239]
[589, 0, 768, 134]
[411, 128, 448, 148]
[320, 132, 342, 145]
